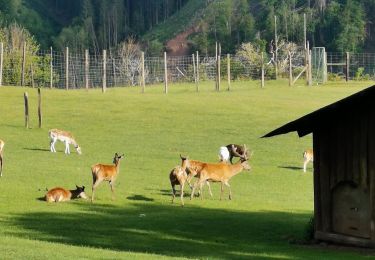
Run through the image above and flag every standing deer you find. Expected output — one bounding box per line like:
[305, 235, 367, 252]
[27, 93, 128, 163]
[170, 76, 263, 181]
[303, 149, 314, 173]
[91, 153, 125, 202]
[225, 144, 250, 164]
[169, 165, 188, 206]
[45, 185, 88, 202]
[49, 129, 82, 155]
[191, 147, 251, 200]
[0, 139, 4, 177]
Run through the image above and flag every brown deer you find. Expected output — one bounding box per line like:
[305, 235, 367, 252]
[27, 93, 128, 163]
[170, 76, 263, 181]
[45, 185, 88, 202]
[0, 139, 4, 177]
[180, 155, 213, 198]
[225, 144, 250, 164]
[303, 149, 313, 173]
[91, 153, 124, 202]
[169, 165, 188, 206]
[190, 147, 251, 200]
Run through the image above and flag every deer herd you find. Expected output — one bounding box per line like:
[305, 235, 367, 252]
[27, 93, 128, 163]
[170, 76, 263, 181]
[0, 129, 314, 206]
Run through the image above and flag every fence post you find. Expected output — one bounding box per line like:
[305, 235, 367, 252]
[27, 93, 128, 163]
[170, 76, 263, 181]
[38, 88, 42, 128]
[141, 51, 145, 93]
[323, 48, 328, 83]
[0, 42, 3, 86]
[30, 64, 34, 88]
[24, 92, 29, 128]
[164, 52, 168, 94]
[196, 51, 199, 92]
[346, 52, 350, 82]
[192, 53, 196, 87]
[102, 49, 107, 93]
[261, 52, 265, 88]
[22, 42, 26, 86]
[85, 49, 89, 90]
[289, 51, 293, 86]
[65, 47, 69, 90]
[306, 41, 309, 86]
[308, 49, 313, 86]
[227, 54, 231, 91]
[50, 47, 53, 88]
[217, 55, 221, 91]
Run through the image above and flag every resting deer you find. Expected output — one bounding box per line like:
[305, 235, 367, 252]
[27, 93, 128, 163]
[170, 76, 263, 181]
[191, 147, 251, 200]
[45, 185, 88, 202]
[91, 153, 124, 202]
[180, 155, 213, 198]
[303, 149, 313, 173]
[169, 165, 188, 206]
[0, 139, 4, 177]
[225, 144, 250, 164]
[49, 129, 82, 155]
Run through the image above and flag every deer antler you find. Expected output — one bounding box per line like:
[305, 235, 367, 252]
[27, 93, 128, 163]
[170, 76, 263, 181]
[231, 145, 244, 158]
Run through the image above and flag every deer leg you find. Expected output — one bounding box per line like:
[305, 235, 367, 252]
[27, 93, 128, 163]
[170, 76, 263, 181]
[91, 179, 102, 202]
[190, 180, 200, 200]
[171, 183, 176, 204]
[109, 180, 115, 200]
[303, 160, 308, 173]
[229, 155, 234, 164]
[220, 182, 224, 200]
[224, 181, 232, 200]
[206, 181, 213, 197]
[65, 141, 70, 154]
[50, 138, 57, 152]
[199, 181, 204, 200]
[180, 181, 185, 206]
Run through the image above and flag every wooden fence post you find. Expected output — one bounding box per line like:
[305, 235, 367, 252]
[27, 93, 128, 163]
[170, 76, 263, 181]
[24, 92, 29, 128]
[102, 49, 107, 93]
[0, 42, 3, 86]
[38, 88, 42, 128]
[289, 51, 293, 86]
[65, 47, 69, 90]
[227, 54, 231, 91]
[164, 52, 168, 94]
[21, 42, 26, 86]
[141, 51, 145, 93]
[217, 55, 221, 91]
[85, 49, 89, 90]
[50, 47, 53, 88]
[306, 41, 309, 85]
[308, 49, 313, 86]
[196, 51, 199, 92]
[261, 52, 265, 88]
[323, 49, 328, 83]
[346, 52, 350, 82]
[30, 64, 34, 88]
[192, 53, 196, 87]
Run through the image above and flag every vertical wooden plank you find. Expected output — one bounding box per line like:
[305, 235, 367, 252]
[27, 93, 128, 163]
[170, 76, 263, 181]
[38, 88, 42, 128]
[289, 51, 292, 86]
[85, 49, 89, 90]
[0, 42, 3, 86]
[323, 48, 328, 83]
[227, 54, 231, 91]
[192, 53, 196, 87]
[102, 49, 107, 93]
[164, 52, 168, 94]
[304, 13, 307, 50]
[112, 53, 116, 87]
[306, 41, 309, 85]
[65, 47, 69, 90]
[308, 49, 313, 86]
[196, 51, 199, 92]
[30, 64, 34, 88]
[313, 132, 322, 233]
[346, 52, 350, 82]
[261, 52, 265, 88]
[141, 51, 145, 93]
[217, 55, 221, 91]
[21, 42, 26, 86]
[274, 15, 278, 80]
[24, 92, 29, 128]
[50, 47, 53, 89]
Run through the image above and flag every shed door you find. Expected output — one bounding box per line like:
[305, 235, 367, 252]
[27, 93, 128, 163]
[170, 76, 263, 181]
[332, 182, 371, 238]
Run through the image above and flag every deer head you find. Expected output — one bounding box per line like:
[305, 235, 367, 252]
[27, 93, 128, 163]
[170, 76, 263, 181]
[180, 154, 190, 169]
[113, 153, 125, 164]
[74, 185, 88, 199]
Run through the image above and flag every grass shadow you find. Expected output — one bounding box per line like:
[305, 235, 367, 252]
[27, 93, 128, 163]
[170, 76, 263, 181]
[278, 165, 304, 171]
[126, 195, 154, 202]
[24, 148, 51, 152]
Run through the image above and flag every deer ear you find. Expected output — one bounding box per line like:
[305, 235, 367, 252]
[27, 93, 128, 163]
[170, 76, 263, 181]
[76, 185, 79, 189]
[82, 186, 85, 190]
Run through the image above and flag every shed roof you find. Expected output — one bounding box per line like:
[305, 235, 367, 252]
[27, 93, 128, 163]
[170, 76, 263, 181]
[262, 85, 375, 138]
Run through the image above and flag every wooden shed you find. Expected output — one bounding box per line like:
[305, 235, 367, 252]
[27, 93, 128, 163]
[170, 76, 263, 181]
[263, 85, 375, 248]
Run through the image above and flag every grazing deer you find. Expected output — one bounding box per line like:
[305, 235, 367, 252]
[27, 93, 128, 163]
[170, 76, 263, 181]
[0, 139, 4, 177]
[170, 165, 188, 206]
[180, 155, 213, 198]
[303, 149, 314, 173]
[45, 185, 88, 202]
[49, 129, 82, 155]
[191, 147, 251, 200]
[225, 144, 250, 164]
[91, 153, 124, 202]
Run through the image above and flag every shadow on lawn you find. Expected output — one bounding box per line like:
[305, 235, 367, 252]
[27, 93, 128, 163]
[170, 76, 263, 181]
[278, 165, 304, 171]
[24, 147, 51, 152]
[4, 203, 315, 259]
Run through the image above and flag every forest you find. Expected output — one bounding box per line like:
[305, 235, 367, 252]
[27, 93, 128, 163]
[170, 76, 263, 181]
[0, 0, 374, 54]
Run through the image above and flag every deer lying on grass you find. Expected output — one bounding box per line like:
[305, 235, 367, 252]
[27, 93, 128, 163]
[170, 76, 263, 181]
[225, 144, 250, 164]
[303, 149, 313, 173]
[190, 147, 251, 200]
[180, 155, 213, 198]
[49, 129, 82, 155]
[91, 153, 124, 202]
[169, 165, 188, 206]
[45, 185, 88, 202]
[0, 139, 4, 177]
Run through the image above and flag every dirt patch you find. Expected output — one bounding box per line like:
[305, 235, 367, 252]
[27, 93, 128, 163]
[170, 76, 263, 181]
[165, 27, 197, 56]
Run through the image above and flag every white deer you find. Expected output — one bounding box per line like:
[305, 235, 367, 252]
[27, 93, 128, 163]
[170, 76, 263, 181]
[303, 149, 313, 173]
[49, 129, 82, 155]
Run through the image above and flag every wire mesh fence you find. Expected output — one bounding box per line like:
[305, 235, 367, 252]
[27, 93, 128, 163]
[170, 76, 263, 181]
[1, 46, 374, 89]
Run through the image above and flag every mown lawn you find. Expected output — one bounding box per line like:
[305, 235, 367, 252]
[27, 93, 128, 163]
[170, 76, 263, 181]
[0, 80, 374, 259]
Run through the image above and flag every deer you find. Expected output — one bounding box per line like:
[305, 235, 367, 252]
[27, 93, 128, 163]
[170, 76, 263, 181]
[49, 129, 82, 155]
[169, 165, 189, 206]
[0, 139, 4, 177]
[45, 185, 88, 203]
[180, 155, 213, 198]
[190, 146, 251, 200]
[225, 144, 250, 164]
[91, 153, 124, 202]
[303, 149, 314, 173]
[218, 146, 230, 162]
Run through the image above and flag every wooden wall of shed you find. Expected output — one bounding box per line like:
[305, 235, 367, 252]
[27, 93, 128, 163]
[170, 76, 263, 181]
[313, 109, 374, 235]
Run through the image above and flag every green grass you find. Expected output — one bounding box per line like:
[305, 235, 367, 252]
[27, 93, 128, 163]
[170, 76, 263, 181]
[0, 80, 374, 259]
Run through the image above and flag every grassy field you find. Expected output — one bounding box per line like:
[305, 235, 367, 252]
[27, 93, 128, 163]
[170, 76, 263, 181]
[0, 80, 374, 259]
